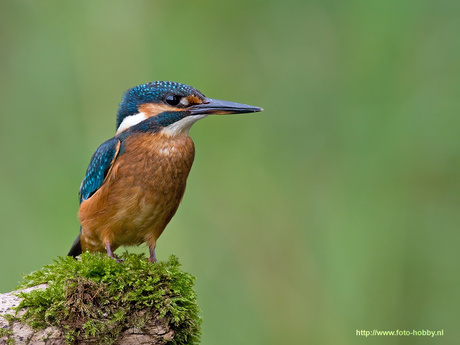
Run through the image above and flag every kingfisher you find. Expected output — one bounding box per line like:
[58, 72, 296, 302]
[68, 81, 263, 262]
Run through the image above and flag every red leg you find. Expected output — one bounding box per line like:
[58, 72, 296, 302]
[149, 246, 157, 263]
[106, 243, 123, 263]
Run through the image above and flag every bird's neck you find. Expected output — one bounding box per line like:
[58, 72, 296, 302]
[161, 114, 206, 137]
[125, 131, 195, 159]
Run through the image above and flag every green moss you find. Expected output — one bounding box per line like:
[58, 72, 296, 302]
[0, 326, 14, 344]
[1, 311, 16, 344]
[16, 252, 201, 345]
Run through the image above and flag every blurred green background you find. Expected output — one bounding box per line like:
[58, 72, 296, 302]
[1, 1, 459, 344]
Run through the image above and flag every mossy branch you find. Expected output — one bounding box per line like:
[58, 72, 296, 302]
[0, 253, 201, 345]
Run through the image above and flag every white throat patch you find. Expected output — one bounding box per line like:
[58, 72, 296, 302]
[116, 112, 148, 134]
[162, 115, 207, 136]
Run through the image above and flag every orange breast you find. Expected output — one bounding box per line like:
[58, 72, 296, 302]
[78, 132, 195, 252]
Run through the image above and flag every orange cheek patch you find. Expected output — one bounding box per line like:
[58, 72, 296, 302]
[138, 103, 178, 117]
[186, 95, 203, 105]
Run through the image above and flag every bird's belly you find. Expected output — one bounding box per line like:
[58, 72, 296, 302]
[79, 133, 195, 250]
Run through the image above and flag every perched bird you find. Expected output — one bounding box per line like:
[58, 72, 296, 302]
[68, 81, 263, 262]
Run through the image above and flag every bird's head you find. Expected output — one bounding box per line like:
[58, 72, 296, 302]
[116, 81, 263, 136]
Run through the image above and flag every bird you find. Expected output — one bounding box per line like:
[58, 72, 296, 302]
[68, 81, 263, 262]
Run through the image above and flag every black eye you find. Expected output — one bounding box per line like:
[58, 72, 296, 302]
[165, 94, 182, 106]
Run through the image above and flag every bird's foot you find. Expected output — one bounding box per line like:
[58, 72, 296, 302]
[106, 243, 123, 263]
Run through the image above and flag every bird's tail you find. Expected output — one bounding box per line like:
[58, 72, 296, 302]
[68, 233, 82, 257]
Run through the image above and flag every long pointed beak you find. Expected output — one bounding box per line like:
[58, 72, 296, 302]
[189, 98, 263, 115]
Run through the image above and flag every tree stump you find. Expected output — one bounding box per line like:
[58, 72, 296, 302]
[0, 284, 175, 345]
[0, 253, 200, 345]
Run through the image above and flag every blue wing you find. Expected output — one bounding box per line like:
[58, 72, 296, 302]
[79, 137, 121, 203]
